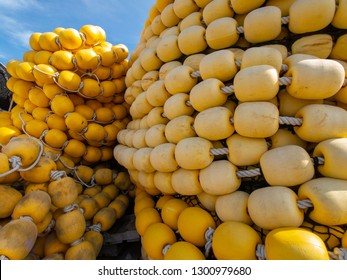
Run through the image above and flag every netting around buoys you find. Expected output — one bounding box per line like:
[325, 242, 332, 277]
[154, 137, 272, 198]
[115, 0, 347, 260]
[0, 25, 135, 260]
[4, 25, 131, 166]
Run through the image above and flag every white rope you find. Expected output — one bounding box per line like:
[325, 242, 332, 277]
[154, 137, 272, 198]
[44, 111, 54, 122]
[0, 156, 22, 178]
[77, 85, 104, 100]
[88, 223, 102, 232]
[79, 57, 102, 77]
[39, 130, 67, 151]
[8, 96, 14, 112]
[313, 156, 325, 165]
[209, 147, 229, 156]
[190, 70, 201, 78]
[79, 32, 87, 48]
[256, 244, 266, 260]
[57, 156, 75, 170]
[281, 64, 289, 73]
[230, 116, 303, 126]
[235, 60, 242, 68]
[204, 227, 215, 258]
[237, 168, 262, 178]
[54, 36, 62, 49]
[297, 199, 314, 209]
[50, 170, 67, 181]
[162, 244, 171, 256]
[281, 16, 290, 25]
[236, 26, 244, 34]
[72, 167, 96, 188]
[39, 219, 56, 237]
[221, 85, 235, 95]
[279, 116, 303, 126]
[185, 100, 192, 107]
[330, 248, 347, 260]
[6, 137, 44, 173]
[20, 215, 34, 222]
[92, 112, 116, 125]
[63, 203, 79, 213]
[278, 76, 292, 86]
[70, 237, 84, 247]
[33, 65, 58, 77]
[53, 74, 84, 93]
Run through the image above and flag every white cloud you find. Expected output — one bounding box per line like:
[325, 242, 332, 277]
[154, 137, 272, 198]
[0, 52, 8, 60]
[0, 0, 41, 10]
[0, 14, 32, 48]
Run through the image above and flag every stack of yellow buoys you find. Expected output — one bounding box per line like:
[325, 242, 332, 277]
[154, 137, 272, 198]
[0, 25, 135, 259]
[4, 24, 130, 166]
[114, 0, 347, 260]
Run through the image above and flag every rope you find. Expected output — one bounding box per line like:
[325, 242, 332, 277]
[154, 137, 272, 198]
[190, 70, 201, 78]
[72, 167, 96, 188]
[0, 255, 9, 260]
[63, 203, 79, 213]
[204, 227, 215, 258]
[50, 170, 67, 181]
[72, 57, 79, 72]
[279, 116, 303, 126]
[57, 156, 75, 170]
[6, 137, 44, 173]
[281, 16, 290, 25]
[61, 140, 70, 150]
[39, 219, 56, 237]
[92, 112, 116, 125]
[70, 237, 84, 247]
[44, 111, 54, 122]
[53, 74, 84, 93]
[20, 215, 34, 222]
[297, 199, 314, 209]
[0, 156, 22, 178]
[88, 223, 102, 232]
[311, 156, 325, 167]
[281, 64, 289, 73]
[19, 111, 31, 137]
[209, 147, 229, 156]
[278, 76, 292, 86]
[235, 60, 242, 68]
[162, 244, 171, 256]
[230, 116, 303, 126]
[76, 70, 104, 99]
[79, 32, 87, 48]
[112, 48, 119, 63]
[77, 86, 104, 100]
[8, 97, 14, 112]
[185, 100, 192, 107]
[78, 126, 90, 142]
[33, 65, 59, 77]
[236, 168, 262, 178]
[39, 129, 66, 151]
[80, 58, 102, 77]
[54, 37, 62, 49]
[256, 244, 266, 260]
[329, 248, 347, 260]
[221, 85, 235, 95]
[236, 26, 244, 34]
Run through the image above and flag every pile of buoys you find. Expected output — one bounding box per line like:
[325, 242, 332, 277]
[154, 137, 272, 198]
[114, 0, 347, 260]
[0, 25, 134, 259]
[4, 24, 130, 166]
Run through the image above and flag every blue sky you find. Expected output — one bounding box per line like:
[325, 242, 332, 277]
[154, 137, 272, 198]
[0, 0, 156, 65]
